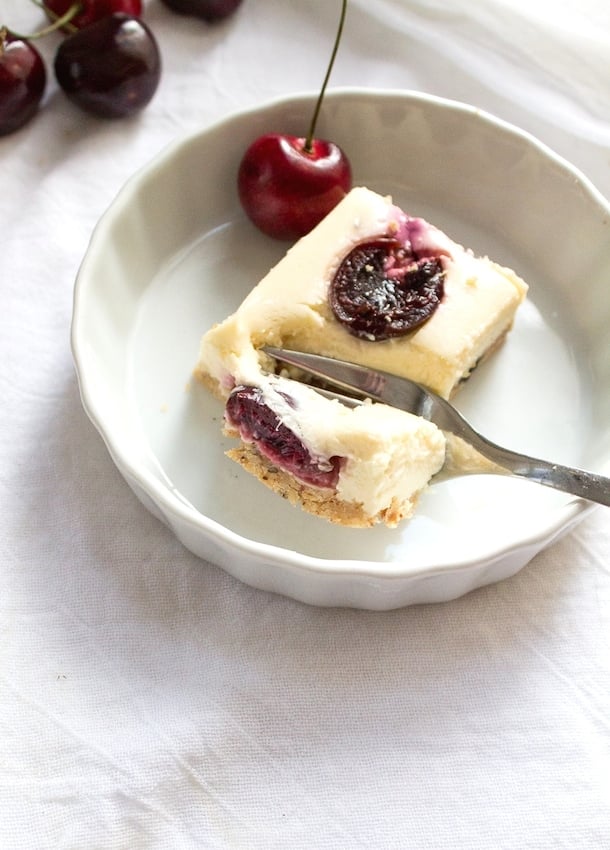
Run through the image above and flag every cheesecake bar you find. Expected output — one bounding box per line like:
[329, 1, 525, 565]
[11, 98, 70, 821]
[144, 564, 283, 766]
[195, 187, 527, 527]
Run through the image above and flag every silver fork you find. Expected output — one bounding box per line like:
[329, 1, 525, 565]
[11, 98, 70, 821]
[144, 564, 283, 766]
[263, 346, 610, 507]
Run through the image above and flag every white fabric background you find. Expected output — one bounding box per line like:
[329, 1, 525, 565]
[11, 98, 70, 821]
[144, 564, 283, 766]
[1, 0, 609, 847]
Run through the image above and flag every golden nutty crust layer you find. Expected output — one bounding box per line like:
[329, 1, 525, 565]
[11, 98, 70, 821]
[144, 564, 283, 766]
[225, 443, 414, 529]
[193, 368, 225, 401]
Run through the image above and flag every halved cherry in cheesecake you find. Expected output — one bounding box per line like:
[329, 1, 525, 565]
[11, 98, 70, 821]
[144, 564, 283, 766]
[329, 239, 445, 341]
[225, 386, 342, 489]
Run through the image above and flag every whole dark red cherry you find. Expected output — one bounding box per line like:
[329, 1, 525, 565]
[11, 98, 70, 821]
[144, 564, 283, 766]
[238, 133, 351, 241]
[44, 0, 142, 30]
[0, 29, 46, 137]
[159, 0, 243, 22]
[236, 0, 350, 240]
[54, 14, 161, 119]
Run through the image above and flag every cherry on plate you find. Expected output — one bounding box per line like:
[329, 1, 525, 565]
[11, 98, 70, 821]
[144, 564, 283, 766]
[236, 0, 351, 240]
[237, 133, 351, 241]
[54, 13, 161, 119]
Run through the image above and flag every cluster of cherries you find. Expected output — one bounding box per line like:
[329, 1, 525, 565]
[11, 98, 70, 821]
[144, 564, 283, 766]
[0, 0, 243, 136]
[2, 0, 351, 246]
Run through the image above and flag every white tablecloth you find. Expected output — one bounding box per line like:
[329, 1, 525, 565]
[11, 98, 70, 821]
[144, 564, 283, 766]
[2, 1, 609, 846]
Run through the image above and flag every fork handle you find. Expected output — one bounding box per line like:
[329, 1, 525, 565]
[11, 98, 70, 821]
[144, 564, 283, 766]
[473, 439, 610, 507]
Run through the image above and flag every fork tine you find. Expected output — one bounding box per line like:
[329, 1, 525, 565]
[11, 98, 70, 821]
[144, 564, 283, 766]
[262, 348, 610, 507]
[263, 346, 469, 435]
[263, 346, 384, 400]
[264, 346, 433, 418]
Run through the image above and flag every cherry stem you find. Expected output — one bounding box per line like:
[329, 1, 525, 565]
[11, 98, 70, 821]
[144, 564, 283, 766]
[304, 0, 347, 153]
[27, 0, 80, 37]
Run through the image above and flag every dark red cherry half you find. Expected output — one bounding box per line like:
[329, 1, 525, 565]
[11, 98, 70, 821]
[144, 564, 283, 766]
[330, 241, 445, 340]
[225, 386, 342, 489]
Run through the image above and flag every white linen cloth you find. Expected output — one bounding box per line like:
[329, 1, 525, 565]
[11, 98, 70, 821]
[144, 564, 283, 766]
[1, 0, 609, 846]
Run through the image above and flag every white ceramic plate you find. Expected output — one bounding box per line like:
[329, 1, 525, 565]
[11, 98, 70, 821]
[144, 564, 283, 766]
[71, 89, 610, 609]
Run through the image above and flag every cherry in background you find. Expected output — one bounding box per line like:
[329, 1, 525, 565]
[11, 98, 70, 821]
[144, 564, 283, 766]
[54, 13, 161, 119]
[2, 0, 242, 135]
[159, 0, 243, 22]
[0, 28, 46, 136]
[44, 0, 143, 31]
[237, 0, 351, 240]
